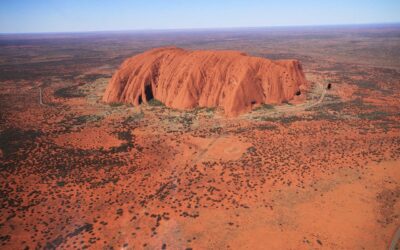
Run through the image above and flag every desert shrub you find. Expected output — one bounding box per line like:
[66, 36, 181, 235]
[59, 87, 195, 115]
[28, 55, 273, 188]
[117, 131, 132, 142]
[57, 114, 103, 131]
[209, 126, 222, 134]
[109, 102, 123, 107]
[147, 99, 165, 106]
[235, 127, 249, 133]
[354, 80, 380, 90]
[255, 104, 274, 110]
[282, 101, 293, 106]
[54, 85, 86, 98]
[181, 113, 193, 127]
[189, 106, 216, 117]
[256, 124, 278, 130]
[280, 116, 303, 124]
[124, 112, 144, 123]
[74, 115, 102, 124]
[358, 111, 390, 121]
[0, 128, 42, 158]
[54, 164, 70, 178]
[311, 111, 339, 121]
[56, 181, 65, 187]
[258, 116, 277, 122]
[105, 130, 134, 153]
[315, 101, 346, 112]
[193, 106, 216, 113]
[247, 146, 257, 153]
[81, 74, 109, 82]
[203, 107, 216, 112]
[309, 97, 373, 113]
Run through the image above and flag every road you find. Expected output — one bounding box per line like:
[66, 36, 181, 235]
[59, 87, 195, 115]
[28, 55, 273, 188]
[390, 227, 400, 250]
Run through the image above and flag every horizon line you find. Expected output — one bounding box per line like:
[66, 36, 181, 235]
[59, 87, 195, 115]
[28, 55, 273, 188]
[1, 22, 399, 36]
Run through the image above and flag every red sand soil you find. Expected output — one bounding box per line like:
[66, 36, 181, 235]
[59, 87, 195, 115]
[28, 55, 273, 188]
[103, 47, 307, 116]
[52, 126, 123, 150]
[1, 28, 400, 250]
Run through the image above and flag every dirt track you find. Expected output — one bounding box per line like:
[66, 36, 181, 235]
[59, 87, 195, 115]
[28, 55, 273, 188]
[390, 227, 400, 250]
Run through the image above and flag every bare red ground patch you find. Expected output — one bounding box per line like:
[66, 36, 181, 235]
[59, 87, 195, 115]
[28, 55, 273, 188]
[53, 126, 123, 150]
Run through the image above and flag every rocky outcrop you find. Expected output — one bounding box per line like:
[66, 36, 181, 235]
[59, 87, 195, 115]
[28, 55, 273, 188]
[103, 47, 307, 116]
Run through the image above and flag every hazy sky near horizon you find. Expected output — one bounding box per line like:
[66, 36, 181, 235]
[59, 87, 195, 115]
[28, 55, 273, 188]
[0, 0, 399, 33]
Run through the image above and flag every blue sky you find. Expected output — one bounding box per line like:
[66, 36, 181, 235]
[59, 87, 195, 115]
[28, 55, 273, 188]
[0, 0, 399, 33]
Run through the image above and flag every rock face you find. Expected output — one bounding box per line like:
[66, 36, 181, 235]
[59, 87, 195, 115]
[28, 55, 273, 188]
[103, 47, 307, 116]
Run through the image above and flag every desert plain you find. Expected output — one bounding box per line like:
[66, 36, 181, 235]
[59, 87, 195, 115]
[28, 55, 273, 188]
[0, 24, 399, 249]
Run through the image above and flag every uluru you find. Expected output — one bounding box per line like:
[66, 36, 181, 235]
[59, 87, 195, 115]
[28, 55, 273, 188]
[103, 47, 307, 116]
